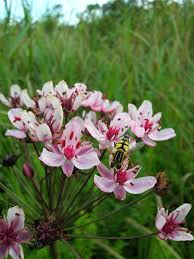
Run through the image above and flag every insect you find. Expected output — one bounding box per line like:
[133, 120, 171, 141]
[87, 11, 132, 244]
[109, 135, 143, 170]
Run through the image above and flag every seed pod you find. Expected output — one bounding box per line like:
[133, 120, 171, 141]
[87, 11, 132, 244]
[154, 171, 169, 196]
[23, 163, 34, 179]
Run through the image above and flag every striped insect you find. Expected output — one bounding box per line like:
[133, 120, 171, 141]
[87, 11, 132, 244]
[109, 135, 143, 170]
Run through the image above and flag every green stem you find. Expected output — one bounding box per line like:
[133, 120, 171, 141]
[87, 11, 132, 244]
[32, 142, 52, 214]
[45, 167, 52, 211]
[66, 194, 109, 224]
[56, 172, 67, 211]
[63, 240, 81, 259]
[31, 178, 49, 218]
[50, 242, 60, 259]
[63, 150, 106, 215]
[66, 232, 158, 240]
[64, 190, 152, 231]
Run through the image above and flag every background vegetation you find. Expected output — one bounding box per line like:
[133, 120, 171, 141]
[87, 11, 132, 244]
[0, 0, 193, 258]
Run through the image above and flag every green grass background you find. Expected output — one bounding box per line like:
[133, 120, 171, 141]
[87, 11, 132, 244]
[0, 0, 193, 258]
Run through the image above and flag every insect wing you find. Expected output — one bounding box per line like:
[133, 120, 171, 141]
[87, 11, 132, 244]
[129, 142, 144, 154]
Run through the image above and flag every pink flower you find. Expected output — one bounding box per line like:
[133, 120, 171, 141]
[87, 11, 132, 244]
[55, 80, 87, 112]
[101, 99, 123, 115]
[39, 117, 100, 177]
[85, 113, 130, 148]
[0, 206, 31, 259]
[5, 108, 27, 139]
[82, 90, 123, 115]
[38, 97, 63, 142]
[0, 85, 23, 108]
[94, 163, 156, 200]
[128, 100, 176, 146]
[21, 111, 52, 142]
[81, 91, 104, 112]
[155, 204, 194, 241]
[22, 81, 57, 111]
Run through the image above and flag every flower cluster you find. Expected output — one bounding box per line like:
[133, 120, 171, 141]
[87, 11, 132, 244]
[0, 81, 192, 258]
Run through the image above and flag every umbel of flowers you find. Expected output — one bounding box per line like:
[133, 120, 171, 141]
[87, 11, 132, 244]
[0, 81, 193, 259]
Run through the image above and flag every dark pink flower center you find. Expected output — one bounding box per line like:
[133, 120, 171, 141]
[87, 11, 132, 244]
[63, 145, 75, 160]
[116, 171, 126, 185]
[60, 92, 77, 112]
[0, 224, 17, 247]
[162, 220, 178, 235]
[13, 116, 21, 123]
[143, 119, 153, 132]
[10, 97, 20, 108]
[106, 127, 119, 140]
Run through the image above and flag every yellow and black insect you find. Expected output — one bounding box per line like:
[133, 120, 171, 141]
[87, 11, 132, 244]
[110, 135, 132, 169]
[110, 135, 144, 170]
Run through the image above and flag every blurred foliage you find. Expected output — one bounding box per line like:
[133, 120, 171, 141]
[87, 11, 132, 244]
[0, 0, 194, 258]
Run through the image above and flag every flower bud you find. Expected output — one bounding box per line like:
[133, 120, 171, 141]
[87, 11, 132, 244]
[154, 171, 169, 196]
[23, 163, 34, 179]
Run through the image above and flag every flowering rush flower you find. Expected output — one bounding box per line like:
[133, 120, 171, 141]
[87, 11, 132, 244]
[128, 100, 176, 146]
[94, 164, 156, 200]
[155, 203, 194, 241]
[55, 80, 88, 112]
[39, 117, 100, 176]
[85, 113, 131, 149]
[5, 108, 28, 139]
[82, 90, 123, 116]
[0, 85, 23, 108]
[0, 206, 31, 259]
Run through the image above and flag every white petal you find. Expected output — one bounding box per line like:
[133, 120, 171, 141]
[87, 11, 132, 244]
[9, 245, 24, 259]
[97, 163, 114, 179]
[85, 119, 106, 142]
[110, 112, 130, 137]
[142, 135, 156, 146]
[39, 148, 64, 167]
[62, 160, 74, 177]
[134, 126, 145, 138]
[170, 230, 194, 241]
[36, 124, 52, 142]
[42, 81, 54, 95]
[138, 100, 153, 119]
[94, 175, 116, 193]
[38, 97, 46, 113]
[55, 80, 69, 96]
[114, 185, 126, 200]
[126, 165, 141, 180]
[124, 176, 156, 194]
[73, 150, 100, 170]
[5, 129, 26, 139]
[155, 212, 166, 230]
[7, 206, 25, 231]
[8, 108, 25, 130]
[128, 103, 138, 120]
[153, 112, 162, 123]
[63, 117, 85, 146]
[10, 85, 21, 98]
[21, 89, 36, 108]
[149, 128, 176, 141]
[170, 203, 192, 224]
[0, 93, 10, 106]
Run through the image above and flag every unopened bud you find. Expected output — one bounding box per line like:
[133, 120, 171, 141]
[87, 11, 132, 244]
[23, 163, 34, 179]
[2, 154, 20, 167]
[154, 172, 169, 196]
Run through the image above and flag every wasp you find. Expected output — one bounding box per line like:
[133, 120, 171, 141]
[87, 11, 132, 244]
[109, 135, 143, 170]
